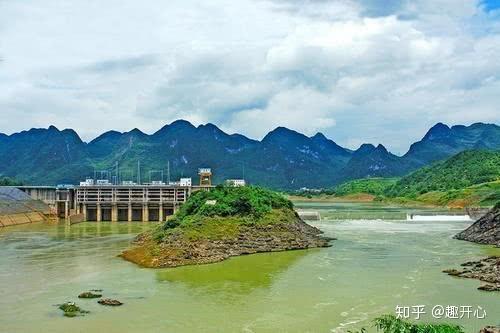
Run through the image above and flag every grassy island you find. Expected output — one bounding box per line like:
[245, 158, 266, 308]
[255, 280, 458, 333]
[120, 186, 331, 268]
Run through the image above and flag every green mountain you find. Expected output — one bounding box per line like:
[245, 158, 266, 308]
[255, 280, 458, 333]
[341, 144, 416, 179]
[334, 177, 399, 196]
[403, 122, 500, 166]
[386, 150, 500, 198]
[0, 121, 498, 189]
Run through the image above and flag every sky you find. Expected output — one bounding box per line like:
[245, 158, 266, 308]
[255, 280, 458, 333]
[0, 0, 499, 154]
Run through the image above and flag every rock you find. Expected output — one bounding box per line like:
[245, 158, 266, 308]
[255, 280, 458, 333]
[121, 213, 332, 268]
[455, 202, 500, 246]
[443, 256, 500, 292]
[78, 291, 102, 299]
[442, 269, 462, 276]
[477, 284, 500, 292]
[58, 302, 89, 317]
[480, 326, 500, 333]
[460, 261, 476, 266]
[98, 298, 123, 306]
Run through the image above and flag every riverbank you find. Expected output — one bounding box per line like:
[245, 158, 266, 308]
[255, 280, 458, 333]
[455, 202, 500, 246]
[288, 193, 442, 208]
[120, 208, 331, 268]
[443, 256, 500, 292]
[0, 187, 50, 227]
[289, 190, 497, 210]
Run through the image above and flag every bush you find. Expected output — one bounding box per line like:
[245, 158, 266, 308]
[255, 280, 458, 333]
[164, 185, 293, 229]
[386, 150, 500, 198]
[373, 315, 464, 333]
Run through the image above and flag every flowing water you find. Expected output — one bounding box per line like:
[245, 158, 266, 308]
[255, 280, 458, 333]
[0, 202, 498, 333]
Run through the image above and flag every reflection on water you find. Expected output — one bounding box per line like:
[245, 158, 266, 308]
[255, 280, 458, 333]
[0, 206, 499, 333]
[156, 249, 312, 299]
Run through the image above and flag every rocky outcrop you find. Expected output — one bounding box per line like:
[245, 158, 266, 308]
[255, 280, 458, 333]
[121, 217, 332, 268]
[443, 256, 499, 292]
[455, 203, 499, 246]
[480, 326, 500, 333]
[98, 298, 123, 306]
[78, 291, 102, 299]
[58, 302, 89, 317]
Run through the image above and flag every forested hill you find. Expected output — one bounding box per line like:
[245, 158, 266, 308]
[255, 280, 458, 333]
[0, 121, 499, 189]
[385, 150, 500, 200]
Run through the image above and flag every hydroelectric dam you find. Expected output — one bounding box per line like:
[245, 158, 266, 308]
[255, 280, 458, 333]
[10, 168, 232, 223]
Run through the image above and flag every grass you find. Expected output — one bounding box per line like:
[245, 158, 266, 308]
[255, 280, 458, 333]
[335, 177, 400, 196]
[372, 315, 464, 333]
[153, 208, 297, 242]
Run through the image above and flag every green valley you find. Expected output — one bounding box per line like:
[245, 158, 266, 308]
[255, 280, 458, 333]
[296, 150, 500, 207]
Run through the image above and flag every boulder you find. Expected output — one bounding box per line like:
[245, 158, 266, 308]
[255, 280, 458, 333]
[58, 302, 89, 317]
[455, 203, 500, 246]
[78, 291, 102, 299]
[98, 298, 123, 306]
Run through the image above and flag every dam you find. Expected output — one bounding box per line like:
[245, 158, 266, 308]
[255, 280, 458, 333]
[11, 168, 223, 222]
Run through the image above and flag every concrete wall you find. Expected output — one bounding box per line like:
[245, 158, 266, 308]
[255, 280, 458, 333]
[0, 212, 46, 227]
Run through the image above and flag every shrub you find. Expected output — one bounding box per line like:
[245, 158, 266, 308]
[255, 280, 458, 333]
[373, 315, 464, 333]
[163, 185, 293, 229]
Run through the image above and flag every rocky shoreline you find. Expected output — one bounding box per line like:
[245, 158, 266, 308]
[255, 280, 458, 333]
[121, 217, 332, 268]
[443, 256, 500, 292]
[454, 203, 499, 246]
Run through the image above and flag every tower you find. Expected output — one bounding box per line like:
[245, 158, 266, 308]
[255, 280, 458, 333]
[198, 168, 212, 186]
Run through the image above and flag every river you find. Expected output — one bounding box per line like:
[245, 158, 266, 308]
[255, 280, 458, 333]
[0, 202, 498, 332]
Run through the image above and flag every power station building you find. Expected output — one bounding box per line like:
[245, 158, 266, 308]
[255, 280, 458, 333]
[13, 167, 248, 222]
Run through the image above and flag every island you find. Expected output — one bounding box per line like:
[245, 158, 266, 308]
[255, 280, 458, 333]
[120, 186, 331, 268]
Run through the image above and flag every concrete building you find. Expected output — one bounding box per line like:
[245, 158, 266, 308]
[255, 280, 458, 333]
[75, 184, 191, 222]
[179, 178, 192, 187]
[12, 167, 225, 222]
[198, 168, 212, 186]
[226, 179, 246, 187]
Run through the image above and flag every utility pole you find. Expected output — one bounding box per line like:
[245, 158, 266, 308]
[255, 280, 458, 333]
[137, 161, 141, 185]
[167, 161, 171, 185]
[115, 161, 119, 185]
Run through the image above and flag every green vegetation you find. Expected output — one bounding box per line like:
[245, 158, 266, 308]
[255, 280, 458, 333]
[170, 185, 292, 225]
[372, 315, 464, 333]
[153, 185, 295, 241]
[2, 122, 499, 189]
[0, 176, 22, 186]
[58, 302, 89, 317]
[386, 150, 499, 198]
[334, 178, 399, 196]
[307, 150, 500, 207]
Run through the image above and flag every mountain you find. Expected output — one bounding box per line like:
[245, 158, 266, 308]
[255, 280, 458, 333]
[403, 122, 500, 166]
[0, 126, 92, 184]
[0, 121, 498, 189]
[385, 150, 500, 199]
[341, 144, 416, 180]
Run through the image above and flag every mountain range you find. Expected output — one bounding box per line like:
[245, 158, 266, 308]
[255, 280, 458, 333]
[0, 121, 498, 189]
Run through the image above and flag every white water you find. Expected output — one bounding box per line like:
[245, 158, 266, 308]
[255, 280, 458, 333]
[407, 214, 473, 221]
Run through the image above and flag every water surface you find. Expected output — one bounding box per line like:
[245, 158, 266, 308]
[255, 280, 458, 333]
[0, 203, 498, 332]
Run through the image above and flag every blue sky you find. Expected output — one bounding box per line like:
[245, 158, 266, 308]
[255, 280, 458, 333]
[482, 0, 500, 11]
[0, 0, 499, 154]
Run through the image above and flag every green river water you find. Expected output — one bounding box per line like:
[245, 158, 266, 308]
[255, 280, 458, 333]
[0, 202, 498, 333]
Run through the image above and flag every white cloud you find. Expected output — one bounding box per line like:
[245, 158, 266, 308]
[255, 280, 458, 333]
[0, 0, 499, 154]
